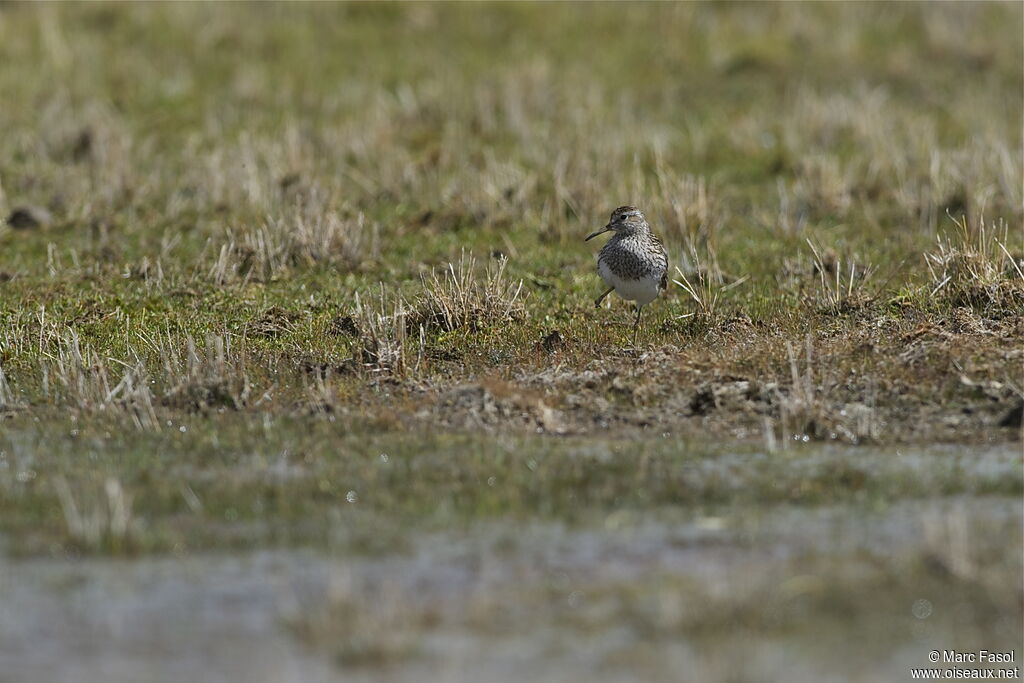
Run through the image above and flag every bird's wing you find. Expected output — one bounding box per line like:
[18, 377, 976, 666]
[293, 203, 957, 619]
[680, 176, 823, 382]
[653, 236, 669, 290]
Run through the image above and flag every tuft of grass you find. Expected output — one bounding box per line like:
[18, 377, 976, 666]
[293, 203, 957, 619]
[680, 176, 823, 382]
[652, 165, 726, 257]
[672, 246, 747, 322]
[354, 285, 415, 376]
[416, 251, 525, 333]
[806, 239, 877, 313]
[0, 1, 1018, 551]
[40, 331, 160, 430]
[212, 208, 375, 285]
[162, 334, 256, 412]
[925, 214, 1024, 313]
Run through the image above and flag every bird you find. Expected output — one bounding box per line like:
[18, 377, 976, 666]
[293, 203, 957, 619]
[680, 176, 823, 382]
[586, 206, 668, 346]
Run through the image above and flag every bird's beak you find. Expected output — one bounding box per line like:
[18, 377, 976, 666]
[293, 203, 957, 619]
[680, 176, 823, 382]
[585, 225, 613, 241]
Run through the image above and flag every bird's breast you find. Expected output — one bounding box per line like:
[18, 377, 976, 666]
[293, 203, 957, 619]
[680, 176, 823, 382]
[598, 258, 662, 305]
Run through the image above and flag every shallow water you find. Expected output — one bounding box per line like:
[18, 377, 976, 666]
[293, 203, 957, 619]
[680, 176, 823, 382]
[1, 493, 1020, 683]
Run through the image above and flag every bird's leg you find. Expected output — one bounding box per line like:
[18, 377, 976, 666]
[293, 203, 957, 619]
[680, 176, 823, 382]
[632, 305, 642, 346]
[594, 287, 614, 308]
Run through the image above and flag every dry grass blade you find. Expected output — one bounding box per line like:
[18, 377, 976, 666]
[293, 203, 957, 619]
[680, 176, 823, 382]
[653, 161, 724, 255]
[302, 372, 338, 414]
[354, 285, 411, 375]
[40, 331, 160, 430]
[673, 266, 718, 320]
[211, 197, 376, 284]
[105, 360, 161, 431]
[163, 334, 253, 411]
[418, 251, 525, 333]
[806, 239, 876, 312]
[925, 214, 1023, 312]
[672, 246, 745, 320]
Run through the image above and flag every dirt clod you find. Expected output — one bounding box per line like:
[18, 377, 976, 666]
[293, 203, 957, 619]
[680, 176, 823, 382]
[998, 400, 1023, 429]
[6, 206, 53, 230]
[541, 330, 564, 353]
[330, 315, 361, 338]
[428, 383, 567, 434]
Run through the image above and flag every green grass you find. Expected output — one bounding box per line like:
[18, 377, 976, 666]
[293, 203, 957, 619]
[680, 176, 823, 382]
[0, 0, 1021, 539]
[0, 4, 1020, 677]
[0, 0, 1020, 531]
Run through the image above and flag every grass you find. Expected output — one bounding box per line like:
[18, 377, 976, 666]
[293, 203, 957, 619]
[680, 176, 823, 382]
[0, 0, 1018, 551]
[0, 4, 1019, 436]
[0, 2, 1020, 678]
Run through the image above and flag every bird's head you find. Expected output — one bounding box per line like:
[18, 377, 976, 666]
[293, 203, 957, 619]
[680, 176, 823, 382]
[585, 206, 648, 241]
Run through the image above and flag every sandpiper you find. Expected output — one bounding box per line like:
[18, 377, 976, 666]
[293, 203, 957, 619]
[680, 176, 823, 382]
[586, 206, 668, 345]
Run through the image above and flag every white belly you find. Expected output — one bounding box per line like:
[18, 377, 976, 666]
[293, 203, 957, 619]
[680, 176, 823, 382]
[599, 260, 661, 305]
